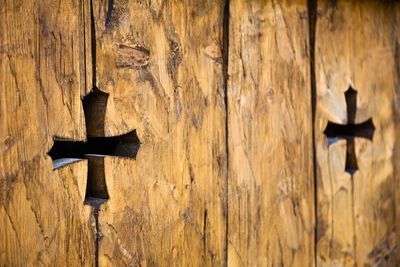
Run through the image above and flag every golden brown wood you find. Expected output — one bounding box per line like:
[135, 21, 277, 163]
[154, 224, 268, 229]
[2, 0, 400, 266]
[395, 7, 400, 265]
[0, 0, 95, 265]
[92, 0, 227, 265]
[227, 0, 314, 266]
[315, 1, 399, 265]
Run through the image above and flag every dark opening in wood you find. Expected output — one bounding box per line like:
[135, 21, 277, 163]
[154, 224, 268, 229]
[324, 119, 375, 142]
[83, 87, 109, 137]
[48, 87, 140, 204]
[345, 86, 357, 124]
[323, 87, 375, 175]
[345, 138, 358, 174]
[48, 130, 141, 168]
[84, 154, 108, 199]
[48, 130, 140, 203]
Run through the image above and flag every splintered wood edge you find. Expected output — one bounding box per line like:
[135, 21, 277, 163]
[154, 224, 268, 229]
[53, 158, 86, 170]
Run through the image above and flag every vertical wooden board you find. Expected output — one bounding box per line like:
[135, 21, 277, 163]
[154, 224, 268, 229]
[227, 0, 314, 266]
[92, 0, 227, 265]
[395, 6, 400, 264]
[37, 0, 91, 139]
[315, 1, 399, 265]
[0, 0, 95, 265]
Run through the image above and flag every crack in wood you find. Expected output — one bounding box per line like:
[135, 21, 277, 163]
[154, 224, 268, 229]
[222, 0, 230, 265]
[307, 1, 317, 265]
[47, 3, 141, 263]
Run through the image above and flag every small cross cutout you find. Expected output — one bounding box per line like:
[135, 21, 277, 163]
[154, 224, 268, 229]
[48, 88, 140, 204]
[323, 87, 375, 174]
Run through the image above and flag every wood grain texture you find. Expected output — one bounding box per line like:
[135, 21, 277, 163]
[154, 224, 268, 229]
[92, 0, 227, 265]
[315, 1, 399, 265]
[227, 0, 314, 266]
[2, 0, 400, 266]
[0, 0, 95, 265]
[395, 6, 400, 265]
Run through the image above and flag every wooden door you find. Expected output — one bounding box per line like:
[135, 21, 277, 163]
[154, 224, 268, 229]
[1, 0, 399, 266]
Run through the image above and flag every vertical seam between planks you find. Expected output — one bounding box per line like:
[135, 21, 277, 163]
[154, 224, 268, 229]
[307, 0, 317, 266]
[392, 10, 400, 265]
[88, 1, 100, 266]
[94, 206, 100, 267]
[82, 0, 87, 97]
[222, 0, 230, 266]
[90, 0, 97, 90]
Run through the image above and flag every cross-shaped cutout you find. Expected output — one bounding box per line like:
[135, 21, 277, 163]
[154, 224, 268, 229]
[323, 87, 375, 174]
[48, 88, 140, 204]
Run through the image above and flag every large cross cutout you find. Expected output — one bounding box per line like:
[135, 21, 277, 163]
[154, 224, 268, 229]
[48, 88, 140, 204]
[323, 87, 375, 174]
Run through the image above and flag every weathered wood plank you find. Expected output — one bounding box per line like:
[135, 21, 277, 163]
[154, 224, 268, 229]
[0, 0, 94, 265]
[227, 0, 314, 266]
[92, 0, 227, 265]
[395, 6, 400, 264]
[315, 1, 399, 265]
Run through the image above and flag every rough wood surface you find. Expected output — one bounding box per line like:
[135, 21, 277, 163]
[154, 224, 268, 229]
[0, 0, 95, 265]
[395, 6, 400, 265]
[315, 1, 399, 265]
[2, 0, 400, 266]
[227, 0, 315, 266]
[92, 0, 227, 265]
